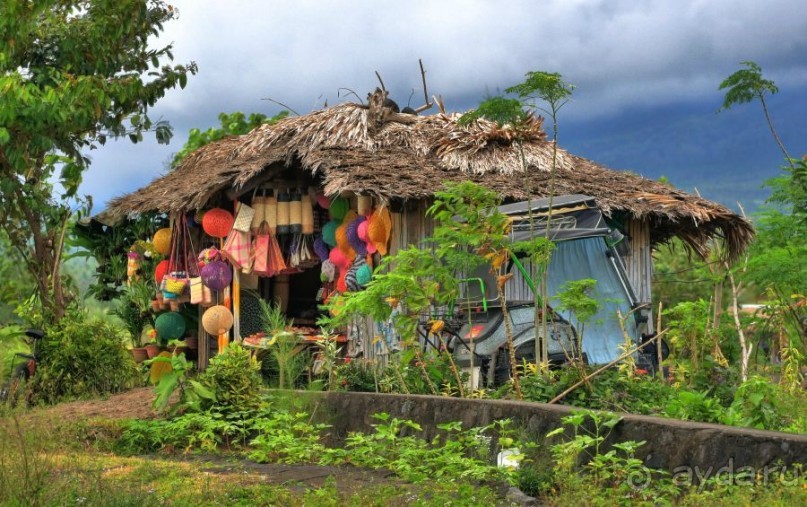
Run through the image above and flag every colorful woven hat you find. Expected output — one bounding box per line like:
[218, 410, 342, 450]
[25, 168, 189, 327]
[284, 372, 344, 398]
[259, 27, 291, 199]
[321, 259, 336, 282]
[346, 216, 367, 257]
[200, 260, 232, 291]
[357, 220, 375, 254]
[313, 236, 330, 262]
[329, 246, 350, 269]
[316, 193, 330, 209]
[336, 270, 348, 293]
[356, 263, 372, 287]
[335, 222, 356, 261]
[322, 219, 339, 247]
[368, 206, 392, 256]
[329, 196, 349, 221]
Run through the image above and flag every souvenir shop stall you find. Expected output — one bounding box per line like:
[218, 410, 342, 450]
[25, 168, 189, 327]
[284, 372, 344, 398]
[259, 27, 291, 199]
[145, 177, 391, 369]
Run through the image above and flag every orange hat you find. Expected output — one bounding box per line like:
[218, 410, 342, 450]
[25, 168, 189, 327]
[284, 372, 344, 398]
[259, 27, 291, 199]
[367, 206, 392, 256]
[335, 221, 356, 261]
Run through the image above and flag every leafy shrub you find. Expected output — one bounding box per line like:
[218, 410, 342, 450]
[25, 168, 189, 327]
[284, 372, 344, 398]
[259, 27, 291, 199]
[31, 309, 139, 403]
[727, 376, 783, 430]
[199, 343, 264, 413]
[664, 390, 727, 424]
[335, 359, 378, 392]
[520, 367, 677, 415]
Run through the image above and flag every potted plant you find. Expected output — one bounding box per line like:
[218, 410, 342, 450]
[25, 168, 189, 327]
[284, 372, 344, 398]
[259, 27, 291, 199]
[114, 279, 157, 363]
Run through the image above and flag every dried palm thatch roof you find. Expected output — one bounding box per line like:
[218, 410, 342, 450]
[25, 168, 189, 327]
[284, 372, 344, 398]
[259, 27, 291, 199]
[103, 99, 753, 260]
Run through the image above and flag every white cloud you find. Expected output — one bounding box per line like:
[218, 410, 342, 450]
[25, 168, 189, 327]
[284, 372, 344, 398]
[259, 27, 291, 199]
[88, 0, 807, 208]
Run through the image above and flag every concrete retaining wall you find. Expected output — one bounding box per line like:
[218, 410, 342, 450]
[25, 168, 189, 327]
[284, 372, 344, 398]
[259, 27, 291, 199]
[292, 391, 807, 472]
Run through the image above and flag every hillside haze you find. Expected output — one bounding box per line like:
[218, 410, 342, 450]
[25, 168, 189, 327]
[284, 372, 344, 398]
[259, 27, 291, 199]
[562, 88, 807, 213]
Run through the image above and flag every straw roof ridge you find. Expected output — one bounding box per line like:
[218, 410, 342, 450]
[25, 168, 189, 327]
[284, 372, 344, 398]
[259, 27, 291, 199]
[100, 100, 754, 259]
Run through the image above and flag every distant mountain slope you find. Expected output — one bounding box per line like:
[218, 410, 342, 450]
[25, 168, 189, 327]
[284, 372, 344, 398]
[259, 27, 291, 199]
[563, 89, 807, 214]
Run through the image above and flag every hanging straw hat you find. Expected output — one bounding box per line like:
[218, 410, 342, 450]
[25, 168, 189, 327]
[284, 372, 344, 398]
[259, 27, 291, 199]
[335, 222, 356, 261]
[313, 236, 330, 262]
[321, 259, 336, 282]
[367, 206, 392, 256]
[329, 247, 350, 269]
[356, 263, 373, 287]
[347, 216, 367, 257]
[316, 193, 330, 209]
[322, 219, 339, 247]
[329, 196, 349, 221]
[357, 220, 375, 254]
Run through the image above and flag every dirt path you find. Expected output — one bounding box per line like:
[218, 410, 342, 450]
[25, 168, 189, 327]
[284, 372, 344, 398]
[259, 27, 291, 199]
[36, 387, 160, 421]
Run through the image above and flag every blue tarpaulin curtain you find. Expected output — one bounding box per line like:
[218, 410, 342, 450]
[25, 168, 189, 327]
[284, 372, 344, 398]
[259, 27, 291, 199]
[546, 237, 637, 365]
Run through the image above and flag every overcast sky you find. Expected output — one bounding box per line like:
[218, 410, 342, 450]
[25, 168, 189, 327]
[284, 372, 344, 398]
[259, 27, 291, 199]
[84, 0, 807, 211]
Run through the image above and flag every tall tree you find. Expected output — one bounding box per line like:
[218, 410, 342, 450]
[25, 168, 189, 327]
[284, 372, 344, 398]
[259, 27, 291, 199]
[0, 0, 196, 323]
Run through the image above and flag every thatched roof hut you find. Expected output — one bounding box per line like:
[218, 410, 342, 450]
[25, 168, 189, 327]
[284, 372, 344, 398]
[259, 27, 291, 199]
[102, 99, 753, 260]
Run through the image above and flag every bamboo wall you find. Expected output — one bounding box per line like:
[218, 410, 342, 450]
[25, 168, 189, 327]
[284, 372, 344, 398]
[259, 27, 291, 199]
[624, 218, 653, 305]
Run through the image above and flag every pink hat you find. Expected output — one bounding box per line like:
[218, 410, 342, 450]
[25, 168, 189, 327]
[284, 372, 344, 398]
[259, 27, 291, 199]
[357, 220, 375, 254]
[329, 247, 350, 269]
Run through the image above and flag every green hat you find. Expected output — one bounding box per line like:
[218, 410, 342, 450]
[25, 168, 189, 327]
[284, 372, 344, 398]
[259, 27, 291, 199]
[356, 263, 372, 287]
[329, 196, 349, 221]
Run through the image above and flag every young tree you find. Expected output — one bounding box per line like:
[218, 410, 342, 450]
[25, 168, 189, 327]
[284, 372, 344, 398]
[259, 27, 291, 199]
[719, 61, 792, 168]
[0, 0, 197, 322]
[461, 71, 573, 368]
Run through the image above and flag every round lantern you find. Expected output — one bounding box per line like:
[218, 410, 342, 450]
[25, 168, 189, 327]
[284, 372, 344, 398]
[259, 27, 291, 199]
[202, 208, 234, 238]
[154, 311, 186, 342]
[202, 305, 234, 336]
[152, 228, 172, 256]
[154, 259, 170, 284]
[200, 260, 232, 291]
